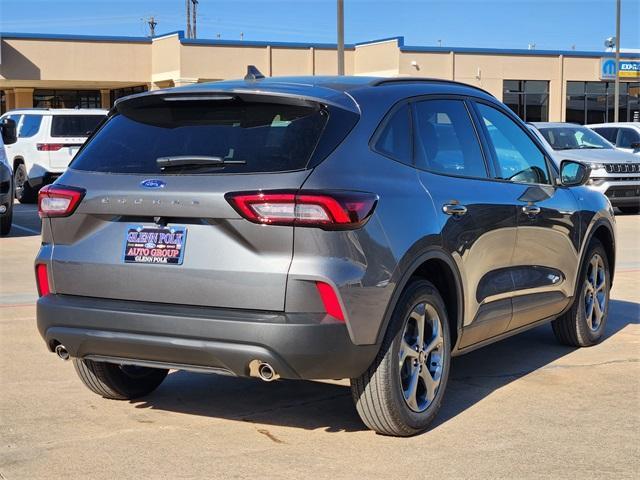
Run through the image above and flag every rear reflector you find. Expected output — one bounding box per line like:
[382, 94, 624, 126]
[38, 184, 86, 218]
[37, 143, 64, 151]
[225, 190, 378, 230]
[315, 281, 345, 322]
[36, 264, 50, 297]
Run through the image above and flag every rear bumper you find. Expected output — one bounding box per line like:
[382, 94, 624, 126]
[37, 294, 378, 380]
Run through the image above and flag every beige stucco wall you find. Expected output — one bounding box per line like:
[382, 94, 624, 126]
[1, 34, 637, 118]
[0, 38, 151, 87]
[179, 43, 269, 82]
[354, 40, 399, 76]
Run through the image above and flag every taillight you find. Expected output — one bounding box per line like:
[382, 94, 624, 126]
[37, 143, 64, 151]
[38, 185, 86, 218]
[225, 190, 378, 230]
[315, 281, 345, 322]
[36, 264, 50, 297]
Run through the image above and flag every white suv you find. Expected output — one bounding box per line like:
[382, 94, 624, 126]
[586, 122, 640, 156]
[0, 109, 107, 203]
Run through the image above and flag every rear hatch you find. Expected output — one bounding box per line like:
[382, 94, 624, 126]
[48, 114, 105, 169]
[46, 90, 357, 311]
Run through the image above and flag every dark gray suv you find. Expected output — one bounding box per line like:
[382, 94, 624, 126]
[35, 76, 616, 436]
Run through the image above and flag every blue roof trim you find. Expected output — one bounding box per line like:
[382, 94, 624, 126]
[1, 31, 636, 58]
[354, 36, 404, 46]
[180, 38, 355, 49]
[0, 31, 151, 43]
[400, 44, 639, 58]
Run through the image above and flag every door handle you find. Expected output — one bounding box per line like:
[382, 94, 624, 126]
[521, 205, 541, 216]
[442, 204, 468, 216]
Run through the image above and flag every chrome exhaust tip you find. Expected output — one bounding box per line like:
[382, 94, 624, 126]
[248, 359, 280, 382]
[258, 362, 278, 382]
[55, 344, 70, 361]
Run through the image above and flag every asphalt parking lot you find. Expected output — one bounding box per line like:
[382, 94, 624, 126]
[1, 203, 638, 479]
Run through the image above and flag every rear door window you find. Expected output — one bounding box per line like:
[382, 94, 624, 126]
[71, 101, 328, 174]
[51, 115, 105, 137]
[373, 104, 412, 165]
[412, 99, 488, 178]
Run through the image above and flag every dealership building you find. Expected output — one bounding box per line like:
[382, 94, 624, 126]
[1, 31, 639, 124]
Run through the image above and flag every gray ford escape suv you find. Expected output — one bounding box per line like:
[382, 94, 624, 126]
[36, 75, 616, 437]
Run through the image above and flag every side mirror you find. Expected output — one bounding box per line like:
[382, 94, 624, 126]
[559, 160, 591, 187]
[0, 118, 18, 145]
[630, 142, 640, 150]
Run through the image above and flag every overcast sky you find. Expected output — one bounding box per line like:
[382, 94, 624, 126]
[1, 0, 638, 51]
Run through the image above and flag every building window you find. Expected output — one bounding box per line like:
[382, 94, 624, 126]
[0, 91, 5, 114]
[566, 81, 640, 124]
[33, 89, 101, 109]
[110, 85, 148, 106]
[503, 80, 549, 122]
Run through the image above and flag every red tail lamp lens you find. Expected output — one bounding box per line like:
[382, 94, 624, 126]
[315, 281, 345, 322]
[225, 191, 378, 230]
[36, 143, 64, 151]
[38, 185, 85, 218]
[36, 264, 50, 297]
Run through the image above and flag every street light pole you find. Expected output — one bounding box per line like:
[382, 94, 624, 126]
[337, 0, 345, 75]
[614, 0, 621, 122]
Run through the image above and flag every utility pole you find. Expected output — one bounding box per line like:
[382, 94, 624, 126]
[186, 0, 192, 39]
[614, 0, 621, 122]
[192, 0, 198, 39]
[337, 0, 344, 75]
[147, 16, 157, 37]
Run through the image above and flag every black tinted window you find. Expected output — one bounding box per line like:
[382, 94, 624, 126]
[51, 115, 105, 137]
[592, 127, 618, 143]
[413, 99, 487, 178]
[374, 104, 411, 164]
[71, 102, 327, 174]
[618, 128, 640, 148]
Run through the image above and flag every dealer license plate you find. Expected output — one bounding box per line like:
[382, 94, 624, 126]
[123, 225, 187, 265]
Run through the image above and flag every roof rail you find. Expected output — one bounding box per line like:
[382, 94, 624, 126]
[370, 77, 493, 97]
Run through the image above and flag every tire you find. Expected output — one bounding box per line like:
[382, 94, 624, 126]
[73, 358, 168, 400]
[618, 206, 639, 215]
[13, 164, 36, 204]
[552, 239, 610, 347]
[350, 279, 451, 436]
[0, 201, 12, 236]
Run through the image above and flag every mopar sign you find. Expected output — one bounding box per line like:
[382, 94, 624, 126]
[601, 58, 640, 80]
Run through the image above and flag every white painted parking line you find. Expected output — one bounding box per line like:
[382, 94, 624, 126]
[11, 223, 41, 235]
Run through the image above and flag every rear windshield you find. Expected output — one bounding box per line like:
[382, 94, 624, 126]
[51, 115, 105, 137]
[70, 101, 328, 174]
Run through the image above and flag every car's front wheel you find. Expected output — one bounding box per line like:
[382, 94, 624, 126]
[73, 358, 168, 400]
[351, 279, 451, 436]
[552, 239, 610, 347]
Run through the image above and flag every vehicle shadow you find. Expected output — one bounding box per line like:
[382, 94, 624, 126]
[130, 299, 638, 434]
[6, 202, 41, 238]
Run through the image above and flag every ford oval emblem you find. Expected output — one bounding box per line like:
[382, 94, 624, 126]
[140, 179, 166, 189]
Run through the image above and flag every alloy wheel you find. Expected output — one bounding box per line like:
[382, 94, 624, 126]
[14, 166, 26, 199]
[398, 302, 445, 412]
[584, 253, 607, 331]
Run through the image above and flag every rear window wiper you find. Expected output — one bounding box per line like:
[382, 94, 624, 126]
[156, 156, 246, 170]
